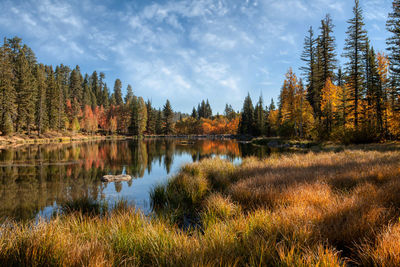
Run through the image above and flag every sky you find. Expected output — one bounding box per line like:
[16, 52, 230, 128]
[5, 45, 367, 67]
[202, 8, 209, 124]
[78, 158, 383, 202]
[0, 0, 393, 113]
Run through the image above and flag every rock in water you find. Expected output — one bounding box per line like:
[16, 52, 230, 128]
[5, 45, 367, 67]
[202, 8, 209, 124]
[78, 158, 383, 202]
[101, 174, 132, 182]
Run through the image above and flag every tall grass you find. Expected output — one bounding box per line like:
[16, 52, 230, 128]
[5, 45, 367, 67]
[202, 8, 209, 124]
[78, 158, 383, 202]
[1, 146, 400, 266]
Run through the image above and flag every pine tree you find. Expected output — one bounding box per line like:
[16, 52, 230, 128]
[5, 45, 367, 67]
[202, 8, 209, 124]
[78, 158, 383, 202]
[35, 64, 48, 135]
[69, 66, 83, 108]
[129, 96, 139, 135]
[137, 97, 147, 136]
[254, 95, 265, 136]
[343, 0, 368, 130]
[205, 99, 212, 118]
[239, 93, 254, 135]
[113, 79, 123, 106]
[163, 100, 174, 135]
[102, 83, 110, 108]
[82, 74, 92, 107]
[125, 84, 133, 105]
[90, 71, 99, 105]
[155, 108, 163, 135]
[191, 107, 198, 119]
[0, 38, 16, 135]
[15, 45, 36, 133]
[319, 14, 337, 85]
[146, 100, 156, 134]
[301, 26, 317, 113]
[46, 66, 62, 130]
[386, 0, 400, 97]
[55, 66, 67, 130]
[313, 14, 337, 117]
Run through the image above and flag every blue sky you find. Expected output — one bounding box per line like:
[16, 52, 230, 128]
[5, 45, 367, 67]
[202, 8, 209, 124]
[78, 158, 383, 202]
[0, 0, 393, 113]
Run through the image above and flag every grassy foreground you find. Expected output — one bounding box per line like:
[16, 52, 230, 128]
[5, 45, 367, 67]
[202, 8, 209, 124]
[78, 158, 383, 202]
[1, 146, 400, 266]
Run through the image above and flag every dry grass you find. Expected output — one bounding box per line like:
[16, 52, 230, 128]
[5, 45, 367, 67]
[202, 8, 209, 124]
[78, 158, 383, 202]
[2, 147, 400, 266]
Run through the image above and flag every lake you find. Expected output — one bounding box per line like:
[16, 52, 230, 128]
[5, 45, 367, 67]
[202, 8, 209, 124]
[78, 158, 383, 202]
[0, 139, 272, 221]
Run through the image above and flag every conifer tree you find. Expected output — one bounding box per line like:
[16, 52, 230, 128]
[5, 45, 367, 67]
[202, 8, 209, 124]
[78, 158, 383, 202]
[239, 93, 255, 135]
[343, 0, 368, 130]
[146, 100, 156, 134]
[125, 84, 133, 105]
[69, 66, 83, 108]
[313, 14, 337, 117]
[163, 100, 174, 134]
[254, 95, 265, 136]
[387, 0, 400, 94]
[0, 38, 16, 135]
[191, 107, 198, 119]
[113, 79, 123, 106]
[15, 46, 36, 133]
[46, 66, 63, 130]
[35, 64, 48, 135]
[155, 108, 163, 135]
[301, 26, 317, 112]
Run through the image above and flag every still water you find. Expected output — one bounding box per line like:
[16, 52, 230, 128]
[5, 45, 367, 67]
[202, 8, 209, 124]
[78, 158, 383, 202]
[0, 139, 271, 221]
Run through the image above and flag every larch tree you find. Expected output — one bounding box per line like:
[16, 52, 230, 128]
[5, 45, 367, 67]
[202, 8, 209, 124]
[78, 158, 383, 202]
[321, 78, 340, 135]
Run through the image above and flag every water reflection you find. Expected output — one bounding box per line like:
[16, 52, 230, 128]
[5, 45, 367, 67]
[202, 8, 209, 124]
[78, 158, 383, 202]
[0, 139, 271, 221]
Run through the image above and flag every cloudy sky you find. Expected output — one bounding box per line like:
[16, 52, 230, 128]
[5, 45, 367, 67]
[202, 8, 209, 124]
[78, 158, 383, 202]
[0, 0, 393, 113]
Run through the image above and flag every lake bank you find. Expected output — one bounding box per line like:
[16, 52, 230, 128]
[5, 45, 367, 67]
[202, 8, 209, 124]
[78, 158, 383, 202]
[1, 144, 400, 266]
[0, 133, 129, 148]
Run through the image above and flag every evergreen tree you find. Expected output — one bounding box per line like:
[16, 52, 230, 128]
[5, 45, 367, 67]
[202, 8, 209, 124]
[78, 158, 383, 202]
[319, 14, 337, 85]
[102, 83, 109, 108]
[15, 45, 36, 133]
[82, 74, 92, 107]
[301, 26, 317, 113]
[205, 99, 212, 118]
[254, 95, 265, 136]
[113, 79, 123, 106]
[46, 66, 64, 130]
[90, 71, 99, 105]
[163, 100, 174, 135]
[343, 0, 368, 130]
[35, 64, 48, 135]
[239, 93, 255, 135]
[191, 107, 198, 119]
[0, 38, 16, 135]
[125, 84, 133, 105]
[146, 100, 156, 134]
[155, 108, 163, 135]
[69, 66, 83, 108]
[313, 14, 337, 117]
[224, 104, 235, 120]
[386, 0, 400, 98]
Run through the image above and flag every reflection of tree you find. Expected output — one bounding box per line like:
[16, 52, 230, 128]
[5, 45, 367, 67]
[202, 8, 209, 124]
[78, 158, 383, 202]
[0, 139, 255, 221]
[114, 182, 122, 193]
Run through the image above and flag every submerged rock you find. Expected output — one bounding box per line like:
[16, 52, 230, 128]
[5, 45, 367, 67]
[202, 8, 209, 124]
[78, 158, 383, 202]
[101, 174, 132, 182]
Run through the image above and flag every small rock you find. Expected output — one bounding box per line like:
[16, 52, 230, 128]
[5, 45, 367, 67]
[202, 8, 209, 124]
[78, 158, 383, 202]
[101, 174, 132, 182]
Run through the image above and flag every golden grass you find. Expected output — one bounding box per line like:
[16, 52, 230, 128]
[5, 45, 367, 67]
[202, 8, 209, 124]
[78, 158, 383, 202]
[2, 147, 400, 266]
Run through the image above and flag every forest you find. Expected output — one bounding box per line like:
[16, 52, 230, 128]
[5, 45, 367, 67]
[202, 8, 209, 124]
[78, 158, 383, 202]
[1, 0, 400, 143]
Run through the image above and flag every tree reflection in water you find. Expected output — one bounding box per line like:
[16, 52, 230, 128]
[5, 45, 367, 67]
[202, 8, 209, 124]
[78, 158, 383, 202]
[0, 139, 270, 221]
